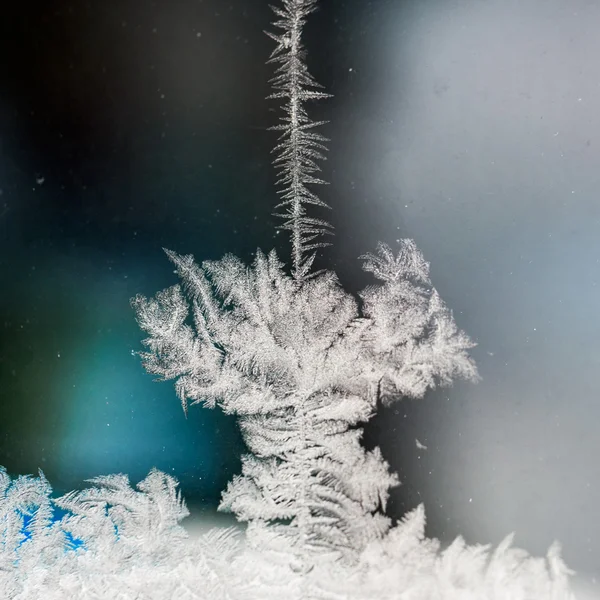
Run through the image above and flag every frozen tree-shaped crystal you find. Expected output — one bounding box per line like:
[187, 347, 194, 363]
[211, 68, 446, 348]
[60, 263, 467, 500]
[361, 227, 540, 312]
[131, 0, 476, 575]
[132, 241, 476, 570]
[130, 0, 479, 571]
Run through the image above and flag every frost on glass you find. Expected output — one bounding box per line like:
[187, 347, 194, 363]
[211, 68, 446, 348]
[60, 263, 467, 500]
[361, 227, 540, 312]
[0, 0, 577, 598]
[0, 467, 576, 599]
[130, 238, 476, 574]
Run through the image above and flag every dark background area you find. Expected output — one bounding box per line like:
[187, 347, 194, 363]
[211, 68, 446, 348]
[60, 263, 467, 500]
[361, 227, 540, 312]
[1, 0, 598, 583]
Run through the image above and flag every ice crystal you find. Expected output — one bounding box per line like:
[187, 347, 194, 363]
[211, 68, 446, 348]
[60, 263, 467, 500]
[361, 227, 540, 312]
[0, 468, 576, 599]
[266, 0, 334, 281]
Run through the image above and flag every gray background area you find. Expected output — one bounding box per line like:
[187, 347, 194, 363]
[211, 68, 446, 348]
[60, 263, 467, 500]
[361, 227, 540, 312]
[329, 0, 599, 581]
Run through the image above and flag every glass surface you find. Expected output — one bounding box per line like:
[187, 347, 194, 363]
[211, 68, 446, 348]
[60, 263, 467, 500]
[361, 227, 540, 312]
[0, 0, 597, 596]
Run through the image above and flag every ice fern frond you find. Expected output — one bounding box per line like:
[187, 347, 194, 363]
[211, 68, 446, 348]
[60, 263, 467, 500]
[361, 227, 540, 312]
[266, 0, 334, 280]
[360, 239, 431, 285]
[53, 468, 190, 561]
[0, 467, 65, 573]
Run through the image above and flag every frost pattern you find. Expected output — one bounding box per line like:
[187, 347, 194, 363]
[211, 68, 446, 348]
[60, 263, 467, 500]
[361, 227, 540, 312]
[131, 240, 477, 570]
[0, 467, 577, 599]
[266, 0, 334, 281]
[0, 0, 578, 597]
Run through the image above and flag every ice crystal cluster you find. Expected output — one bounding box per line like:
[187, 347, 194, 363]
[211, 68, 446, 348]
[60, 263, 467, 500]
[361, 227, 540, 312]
[131, 236, 476, 571]
[0, 0, 577, 598]
[0, 466, 576, 599]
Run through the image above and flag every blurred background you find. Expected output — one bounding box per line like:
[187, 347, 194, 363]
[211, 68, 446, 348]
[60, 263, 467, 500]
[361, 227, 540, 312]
[0, 0, 598, 588]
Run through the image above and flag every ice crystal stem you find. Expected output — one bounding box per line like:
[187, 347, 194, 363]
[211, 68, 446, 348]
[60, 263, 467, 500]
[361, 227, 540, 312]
[267, 0, 333, 280]
[296, 396, 311, 571]
[289, 8, 302, 277]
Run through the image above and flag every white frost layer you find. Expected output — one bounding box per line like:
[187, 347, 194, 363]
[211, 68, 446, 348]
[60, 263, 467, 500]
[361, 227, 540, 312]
[1, 499, 578, 600]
